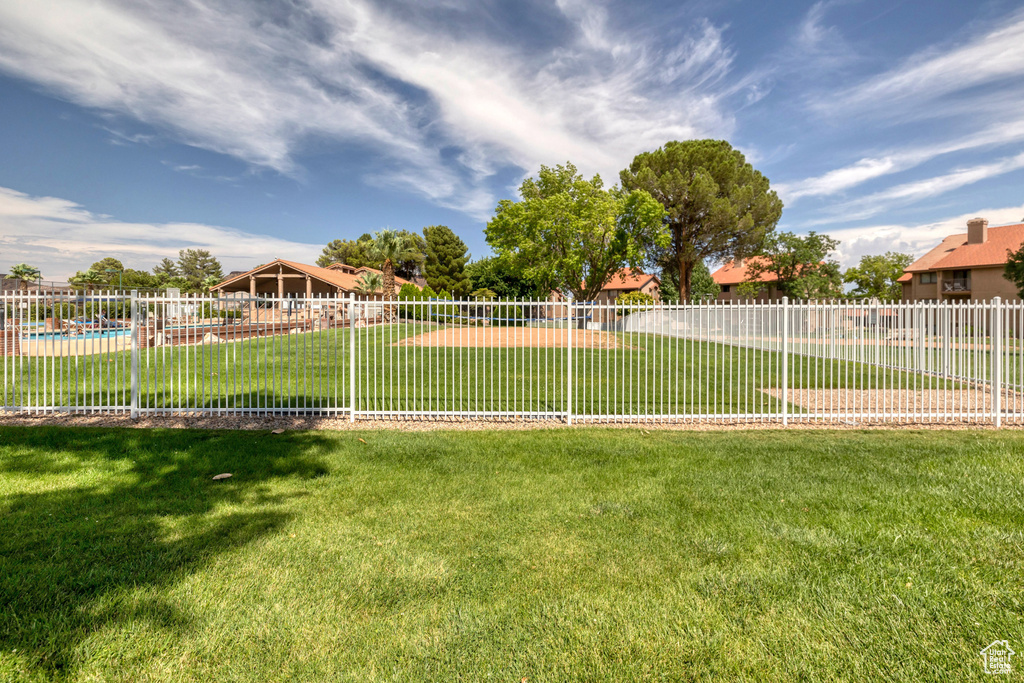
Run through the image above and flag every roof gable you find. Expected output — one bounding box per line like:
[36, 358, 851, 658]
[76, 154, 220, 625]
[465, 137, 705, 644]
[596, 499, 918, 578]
[600, 268, 660, 291]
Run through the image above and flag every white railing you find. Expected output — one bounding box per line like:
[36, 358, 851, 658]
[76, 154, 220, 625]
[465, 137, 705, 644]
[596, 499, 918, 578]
[2, 292, 1022, 425]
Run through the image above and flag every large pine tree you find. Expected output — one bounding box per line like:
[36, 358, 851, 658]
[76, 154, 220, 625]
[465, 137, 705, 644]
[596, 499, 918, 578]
[423, 225, 472, 297]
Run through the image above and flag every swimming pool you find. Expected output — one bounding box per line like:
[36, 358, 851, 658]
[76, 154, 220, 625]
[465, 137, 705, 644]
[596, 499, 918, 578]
[25, 330, 130, 341]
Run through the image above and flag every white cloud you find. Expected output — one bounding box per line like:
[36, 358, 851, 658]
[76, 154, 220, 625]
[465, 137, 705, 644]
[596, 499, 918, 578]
[817, 9, 1024, 118]
[0, 0, 736, 219]
[806, 152, 1024, 224]
[777, 119, 1024, 202]
[829, 203, 1024, 268]
[0, 186, 322, 280]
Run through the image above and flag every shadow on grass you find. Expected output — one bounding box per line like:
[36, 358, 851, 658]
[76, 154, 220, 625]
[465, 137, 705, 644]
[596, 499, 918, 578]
[0, 426, 331, 678]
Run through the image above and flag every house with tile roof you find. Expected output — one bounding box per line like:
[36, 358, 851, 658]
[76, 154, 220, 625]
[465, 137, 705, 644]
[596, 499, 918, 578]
[546, 268, 661, 324]
[710, 257, 783, 302]
[899, 218, 1024, 302]
[595, 268, 661, 303]
[209, 259, 412, 300]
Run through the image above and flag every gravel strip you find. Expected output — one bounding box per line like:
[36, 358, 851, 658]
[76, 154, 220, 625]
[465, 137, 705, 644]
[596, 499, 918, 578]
[761, 387, 1024, 414]
[0, 412, 1018, 432]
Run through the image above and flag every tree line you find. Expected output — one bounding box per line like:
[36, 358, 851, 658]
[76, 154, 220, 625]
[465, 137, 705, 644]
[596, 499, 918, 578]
[317, 140, 920, 303]
[5, 250, 225, 294]
[23, 137, 1024, 303]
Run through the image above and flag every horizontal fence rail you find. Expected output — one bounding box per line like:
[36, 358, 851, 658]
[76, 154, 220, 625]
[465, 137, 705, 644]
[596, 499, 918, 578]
[2, 292, 1022, 425]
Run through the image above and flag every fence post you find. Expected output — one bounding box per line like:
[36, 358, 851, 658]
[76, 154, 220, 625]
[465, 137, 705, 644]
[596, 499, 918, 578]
[942, 303, 950, 378]
[349, 293, 356, 423]
[992, 297, 1002, 429]
[130, 289, 139, 419]
[566, 298, 573, 425]
[781, 296, 789, 427]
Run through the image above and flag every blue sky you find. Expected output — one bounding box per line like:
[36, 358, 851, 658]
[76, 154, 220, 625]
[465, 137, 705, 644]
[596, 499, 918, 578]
[1, 0, 1023, 279]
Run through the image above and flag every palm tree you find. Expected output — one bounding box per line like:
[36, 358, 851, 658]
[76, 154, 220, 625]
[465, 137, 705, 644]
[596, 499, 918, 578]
[70, 268, 105, 293]
[354, 271, 383, 295]
[369, 229, 420, 321]
[9, 263, 41, 293]
[369, 229, 419, 302]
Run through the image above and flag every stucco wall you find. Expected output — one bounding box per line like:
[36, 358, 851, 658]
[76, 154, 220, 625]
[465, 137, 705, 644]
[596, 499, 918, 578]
[715, 283, 781, 303]
[901, 266, 1019, 302]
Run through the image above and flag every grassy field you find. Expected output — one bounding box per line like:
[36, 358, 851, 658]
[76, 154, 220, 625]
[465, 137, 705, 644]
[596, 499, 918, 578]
[1, 426, 1022, 681]
[2, 323, 959, 415]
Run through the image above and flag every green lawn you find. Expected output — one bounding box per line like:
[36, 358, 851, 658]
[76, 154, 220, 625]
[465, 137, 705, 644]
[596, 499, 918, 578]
[2, 323, 963, 416]
[1, 426, 1022, 681]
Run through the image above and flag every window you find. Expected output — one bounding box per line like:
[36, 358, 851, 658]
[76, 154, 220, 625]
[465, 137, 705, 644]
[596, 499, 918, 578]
[722, 285, 731, 293]
[919, 272, 937, 284]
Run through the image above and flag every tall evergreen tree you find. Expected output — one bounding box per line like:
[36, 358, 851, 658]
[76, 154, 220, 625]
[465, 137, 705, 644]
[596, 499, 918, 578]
[423, 225, 472, 297]
[175, 249, 223, 290]
[153, 257, 179, 278]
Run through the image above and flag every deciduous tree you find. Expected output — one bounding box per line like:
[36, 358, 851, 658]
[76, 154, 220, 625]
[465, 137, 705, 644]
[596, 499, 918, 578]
[316, 235, 373, 269]
[485, 162, 666, 302]
[744, 231, 842, 300]
[1005, 243, 1024, 299]
[466, 256, 542, 300]
[620, 140, 783, 300]
[89, 258, 124, 284]
[843, 252, 913, 300]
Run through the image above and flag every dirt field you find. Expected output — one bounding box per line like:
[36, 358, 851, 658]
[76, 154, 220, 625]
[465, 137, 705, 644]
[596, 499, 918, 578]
[394, 327, 632, 349]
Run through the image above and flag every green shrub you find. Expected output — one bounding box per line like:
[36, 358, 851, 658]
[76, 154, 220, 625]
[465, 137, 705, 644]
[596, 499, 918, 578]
[615, 290, 656, 317]
[398, 283, 423, 320]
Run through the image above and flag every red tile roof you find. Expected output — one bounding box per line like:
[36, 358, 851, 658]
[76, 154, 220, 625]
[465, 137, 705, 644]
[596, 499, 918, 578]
[600, 268, 659, 291]
[902, 223, 1024, 277]
[711, 257, 779, 286]
[211, 259, 411, 293]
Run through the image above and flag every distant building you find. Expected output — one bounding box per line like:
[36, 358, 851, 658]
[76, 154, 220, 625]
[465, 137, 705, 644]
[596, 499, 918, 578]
[209, 259, 411, 299]
[595, 268, 661, 304]
[546, 268, 660, 324]
[899, 218, 1024, 302]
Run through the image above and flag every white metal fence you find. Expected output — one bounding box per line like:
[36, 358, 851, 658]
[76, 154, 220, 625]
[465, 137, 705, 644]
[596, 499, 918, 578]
[2, 292, 1023, 425]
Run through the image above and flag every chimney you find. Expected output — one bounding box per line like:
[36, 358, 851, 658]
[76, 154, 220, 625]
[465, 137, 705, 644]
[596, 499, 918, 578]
[735, 258, 744, 269]
[967, 217, 988, 245]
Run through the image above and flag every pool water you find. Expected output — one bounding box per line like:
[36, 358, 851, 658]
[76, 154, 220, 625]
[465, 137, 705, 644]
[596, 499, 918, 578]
[25, 330, 129, 341]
